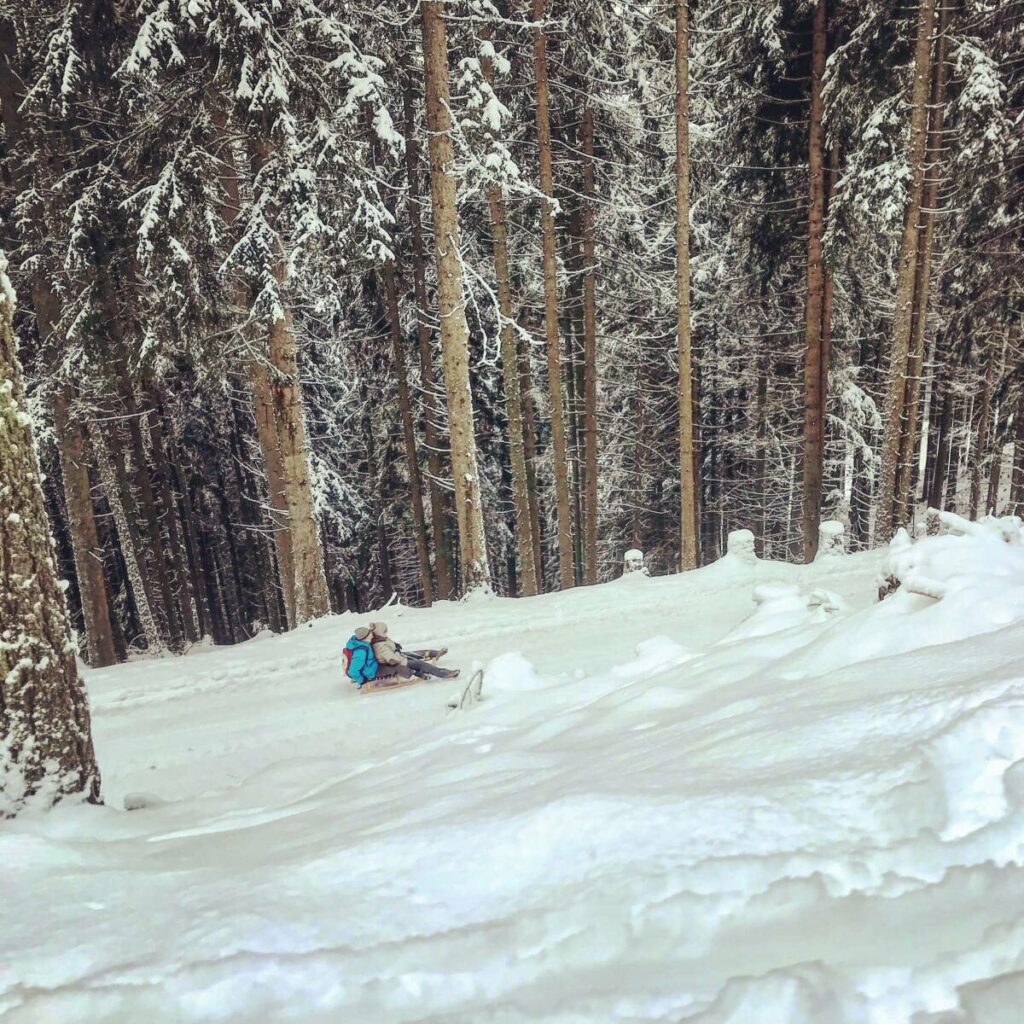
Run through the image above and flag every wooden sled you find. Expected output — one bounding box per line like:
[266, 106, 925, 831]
[358, 650, 454, 695]
[359, 671, 453, 694]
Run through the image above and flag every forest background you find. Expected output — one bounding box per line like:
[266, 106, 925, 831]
[0, 0, 1020, 669]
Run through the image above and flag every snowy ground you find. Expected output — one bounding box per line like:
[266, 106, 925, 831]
[4, 525, 1024, 1023]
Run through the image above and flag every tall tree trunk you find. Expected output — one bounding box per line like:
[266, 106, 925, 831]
[91, 426, 163, 653]
[226, 400, 282, 634]
[402, 79, 456, 600]
[250, 360, 296, 626]
[146, 390, 199, 642]
[218, 124, 327, 625]
[363, 416, 395, 603]
[986, 441, 1003, 516]
[896, 1, 949, 525]
[52, 389, 118, 667]
[1011, 390, 1024, 517]
[927, 382, 953, 509]
[518, 322, 545, 587]
[969, 362, 993, 520]
[478, 30, 538, 596]
[755, 354, 770, 557]
[489, 193, 538, 596]
[122, 388, 182, 646]
[383, 262, 435, 605]
[32, 262, 117, 662]
[171, 440, 213, 639]
[212, 124, 298, 626]
[263, 303, 330, 625]
[485, 202, 538, 594]
[1, 262, 101, 814]
[580, 104, 600, 584]
[248, 140, 330, 624]
[363, 103, 435, 606]
[561, 236, 585, 585]
[676, 0, 699, 570]
[420, 0, 492, 593]
[875, 0, 937, 542]
[532, 0, 575, 589]
[801, 0, 830, 562]
[948, 396, 966, 514]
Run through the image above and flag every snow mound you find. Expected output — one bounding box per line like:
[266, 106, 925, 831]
[484, 651, 550, 692]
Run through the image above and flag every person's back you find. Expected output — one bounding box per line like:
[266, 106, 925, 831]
[369, 622, 406, 668]
[344, 627, 378, 685]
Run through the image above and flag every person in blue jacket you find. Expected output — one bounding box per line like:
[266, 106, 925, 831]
[344, 627, 378, 686]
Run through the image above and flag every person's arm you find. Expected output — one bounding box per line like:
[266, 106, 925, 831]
[374, 639, 407, 666]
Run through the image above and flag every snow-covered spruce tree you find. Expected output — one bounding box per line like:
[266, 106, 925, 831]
[0, 15, 120, 666]
[119, 0, 403, 624]
[4, 0, 196, 655]
[827, 1, 1022, 537]
[0, 253, 100, 814]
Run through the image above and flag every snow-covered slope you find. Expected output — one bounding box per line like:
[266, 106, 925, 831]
[4, 524, 1024, 1023]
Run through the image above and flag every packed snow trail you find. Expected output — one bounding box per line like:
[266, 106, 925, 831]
[3, 527, 1024, 1023]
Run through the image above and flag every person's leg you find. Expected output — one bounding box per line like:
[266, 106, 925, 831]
[405, 648, 447, 661]
[406, 657, 457, 679]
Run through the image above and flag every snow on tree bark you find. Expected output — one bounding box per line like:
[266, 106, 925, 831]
[1012, 390, 1024, 518]
[581, 104, 600, 587]
[480, 31, 539, 598]
[246, 137, 329, 627]
[53, 388, 117, 667]
[801, 0, 830, 563]
[264, 284, 331, 625]
[420, 0, 492, 595]
[676, 0, 698, 571]
[0, 255, 101, 815]
[383, 258, 436, 606]
[402, 79, 457, 601]
[895, 2, 949, 524]
[875, 0, 937, 543]
[532, 0, 576, 590]
[90, 425, 164, 655]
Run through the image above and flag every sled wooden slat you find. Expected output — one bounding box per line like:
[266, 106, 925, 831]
[360, 674, 438, 694]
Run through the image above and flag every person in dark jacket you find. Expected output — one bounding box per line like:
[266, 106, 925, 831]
[369, 621, 459, 681]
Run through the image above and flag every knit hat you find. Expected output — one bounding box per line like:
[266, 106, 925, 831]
[369, 621, 388, 637]
[353, 627, 371, 640]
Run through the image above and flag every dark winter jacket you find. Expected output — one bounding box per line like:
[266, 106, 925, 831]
[345, 636, 379, 683]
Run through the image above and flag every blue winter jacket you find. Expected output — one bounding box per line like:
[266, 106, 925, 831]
[345, 636, 378, 684]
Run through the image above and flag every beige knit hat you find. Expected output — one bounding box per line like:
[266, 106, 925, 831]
[369, 621, 388, 637]
[353, 626, 371, 640]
